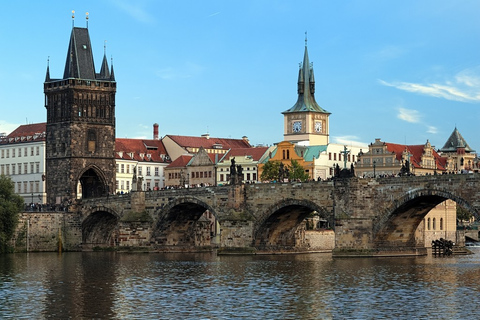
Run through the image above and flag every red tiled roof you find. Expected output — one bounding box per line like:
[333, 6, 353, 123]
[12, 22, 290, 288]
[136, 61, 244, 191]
[385, 143, 446, 170]
[115, 138, 170, 163]
[166, 155, 193, 168]
[165, 135, 251, 150]
[1, 123, 46, 145]
[7, 123, 46, 137]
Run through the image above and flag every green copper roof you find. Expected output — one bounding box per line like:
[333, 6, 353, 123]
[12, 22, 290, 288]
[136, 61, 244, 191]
[283, 45, 329, 114]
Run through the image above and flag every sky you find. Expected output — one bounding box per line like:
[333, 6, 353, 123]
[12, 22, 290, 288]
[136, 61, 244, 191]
[1, 0, 479, 152]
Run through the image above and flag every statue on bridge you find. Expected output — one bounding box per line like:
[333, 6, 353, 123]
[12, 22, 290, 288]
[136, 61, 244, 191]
[230, 157, 244, 185]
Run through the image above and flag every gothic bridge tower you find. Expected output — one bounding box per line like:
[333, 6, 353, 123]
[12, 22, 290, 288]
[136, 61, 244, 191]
[44, 22, 116, 203]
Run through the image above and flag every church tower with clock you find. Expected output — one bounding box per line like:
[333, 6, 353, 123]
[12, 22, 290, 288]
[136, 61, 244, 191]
[282, 39, 330, 146]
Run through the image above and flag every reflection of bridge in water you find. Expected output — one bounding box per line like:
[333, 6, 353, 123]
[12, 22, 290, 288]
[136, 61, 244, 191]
[71, 174, 480, 256]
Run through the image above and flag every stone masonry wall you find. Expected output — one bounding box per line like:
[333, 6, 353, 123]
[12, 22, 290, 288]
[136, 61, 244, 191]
[13, 212, 82, 252]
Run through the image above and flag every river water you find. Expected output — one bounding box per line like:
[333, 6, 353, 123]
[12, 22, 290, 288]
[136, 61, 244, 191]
[1, 249, 479, 319]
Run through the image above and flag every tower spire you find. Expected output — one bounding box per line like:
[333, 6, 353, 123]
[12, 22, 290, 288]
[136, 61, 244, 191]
[45, 56, 51, 82]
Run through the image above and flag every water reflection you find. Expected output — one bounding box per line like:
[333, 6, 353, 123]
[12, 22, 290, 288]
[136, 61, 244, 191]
[0, 249, 479, 319]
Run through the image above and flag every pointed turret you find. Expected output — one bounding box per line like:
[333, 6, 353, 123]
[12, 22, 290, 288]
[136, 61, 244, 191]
[98, 53, 111, 79]
[45, 62, 50, 82]
[63, 27, 96, 79]
[283, 43, 328, 114]
[110, 61, 115, 81]
[440, 127, 475, 153]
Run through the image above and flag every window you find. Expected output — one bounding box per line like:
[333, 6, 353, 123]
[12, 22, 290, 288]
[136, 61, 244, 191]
[334, 153, 336, 161]
[35, 181, 39, 193]
[427, 218, 431, 230]
[126, 165, 130, 174]
[6, 150, 9, 158]
[121, 164, 125, 173]
[30, 147, 34, 156]
[116, 164, 120, 173]
[26, 147, 29, 157]
[247, 173, 251, 180]
[146, 167, 151, 176]
[24, 163, 28, 174]
[12, 165, 16, 175]
[138, 166, 143, 176]
[12, 149, 15, 158]
[29, 181, 34, 193]
[23, 182, 27, 193]
[36, 146, 39, 156]
[116, 180, 119, 190]
[220, 174, 224, 182]
[36, 162, 40, 173]
[30, 162, 34, 173]
[253, 173, 257, 181]
[121, 181, 124, 190]
[1, 150, 3, 158]
[126, 181, 130, 190]
[433, 218, 436, 230]
[155, 167, 159, 176]
[440, 218, 443, 230]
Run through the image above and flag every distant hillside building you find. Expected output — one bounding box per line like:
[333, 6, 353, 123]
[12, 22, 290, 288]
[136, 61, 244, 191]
[0, 123, 47, 204]
[44, 25, 116, 203]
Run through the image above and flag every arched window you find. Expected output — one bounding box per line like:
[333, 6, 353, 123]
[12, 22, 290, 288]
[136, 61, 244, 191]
[287, 150, 290, 159]
[427, 218, 431, 230]
[440, 218, 443, 230]
[283, 150, 286, 159]
[433, 218, 436, 230]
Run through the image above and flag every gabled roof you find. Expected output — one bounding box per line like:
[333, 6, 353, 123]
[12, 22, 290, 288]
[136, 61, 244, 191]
[439, 127, 475, 153]
[165, 135, 251, 150]
[283, 43, 329, 114]
[385, 142, 446, 170]
[221, 147, 270, 162]
[115, 138, 170, 163]
[166, 155, 193, 168]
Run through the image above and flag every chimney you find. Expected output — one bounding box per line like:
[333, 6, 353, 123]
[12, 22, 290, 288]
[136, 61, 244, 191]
[153, 123, 159, 140]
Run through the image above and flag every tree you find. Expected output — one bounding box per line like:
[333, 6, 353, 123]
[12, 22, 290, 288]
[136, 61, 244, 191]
[288, 160, 310, 182]
[260, 161, 281, 181]
[0, 175, 23, 252]
[456, 205, 473, 225]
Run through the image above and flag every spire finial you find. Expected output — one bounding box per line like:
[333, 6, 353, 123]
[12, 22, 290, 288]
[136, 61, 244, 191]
[104, 40, 107, 55]
[47, 56, 50, 67]
[305, 31, 308, 47]
[86, 12, 89, 28]
[72, 10, 75, 28]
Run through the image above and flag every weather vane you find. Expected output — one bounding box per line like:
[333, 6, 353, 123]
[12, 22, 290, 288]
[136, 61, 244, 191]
[72, 10, 75, 27]
[86, 12, 89, 28]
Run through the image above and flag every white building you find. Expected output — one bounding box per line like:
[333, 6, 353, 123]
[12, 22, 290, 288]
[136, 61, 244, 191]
[0, 123, 47, 204]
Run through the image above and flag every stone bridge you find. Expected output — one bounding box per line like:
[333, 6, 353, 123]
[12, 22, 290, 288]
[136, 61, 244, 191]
[68, 174, 480, 256]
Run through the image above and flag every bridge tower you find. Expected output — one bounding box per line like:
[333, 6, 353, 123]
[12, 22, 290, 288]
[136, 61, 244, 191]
[282, 35, 331, 146]
[44, 20, 116, 203]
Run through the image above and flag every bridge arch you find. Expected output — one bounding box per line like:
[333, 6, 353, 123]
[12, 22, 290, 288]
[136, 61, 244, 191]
[82, 206, 120, 249]
[254, 198, 332, 250]
[152, 196, 218, 249]
[373, 188, 478, 248]
[76, 164, 109, 199]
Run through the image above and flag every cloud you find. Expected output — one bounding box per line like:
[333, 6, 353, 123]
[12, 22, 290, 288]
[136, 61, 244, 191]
[208, 12, 221, 17]
[0, 120, 20, 135]
[427, 126, 438, 134]
[379, 67, 480, 102]
[332, 135, 369, 148]
[397, 107, 421, 123]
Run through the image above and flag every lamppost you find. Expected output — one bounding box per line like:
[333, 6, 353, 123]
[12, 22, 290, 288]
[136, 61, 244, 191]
[373, 160, 376, 178]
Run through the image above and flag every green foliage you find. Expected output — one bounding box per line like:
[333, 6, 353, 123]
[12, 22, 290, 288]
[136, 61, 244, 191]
[288, 160, 310, 182]
[457, 205, 473, 223]
[0, 175, 24, 253]
[260, 161, 281, 181]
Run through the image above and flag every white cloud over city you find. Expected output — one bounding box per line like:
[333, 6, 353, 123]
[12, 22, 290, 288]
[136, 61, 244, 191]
[379, 67, 480, 103]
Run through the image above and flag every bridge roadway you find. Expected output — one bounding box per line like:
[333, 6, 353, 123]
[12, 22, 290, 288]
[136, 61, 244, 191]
[73, 173, 480, 256]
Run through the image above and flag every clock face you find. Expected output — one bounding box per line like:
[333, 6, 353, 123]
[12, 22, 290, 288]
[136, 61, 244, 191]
[315, 121, 322, 133]
[292, 121, 302, 133]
